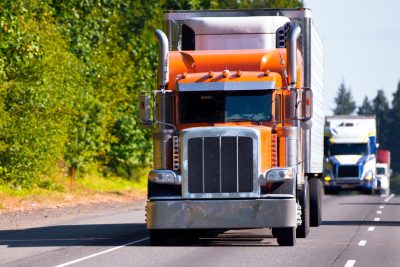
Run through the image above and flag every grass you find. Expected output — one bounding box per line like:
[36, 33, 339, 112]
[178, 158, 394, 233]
[0, 168, 149, 212]
[74, 173, 147, 193]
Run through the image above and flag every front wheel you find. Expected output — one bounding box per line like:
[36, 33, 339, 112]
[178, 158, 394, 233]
[363, 188, 373, 195]
[273, 227, 296, 246]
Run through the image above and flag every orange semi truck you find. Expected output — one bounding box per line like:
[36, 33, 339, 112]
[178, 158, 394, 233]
[140, 8, 324, 246]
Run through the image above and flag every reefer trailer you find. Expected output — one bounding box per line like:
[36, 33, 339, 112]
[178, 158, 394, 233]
[140, 8, 324, 246]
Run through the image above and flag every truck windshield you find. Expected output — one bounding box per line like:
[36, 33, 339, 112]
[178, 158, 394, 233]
[376, 167, 386, 175]
[179, 90, 272, 123]
[329, 143, 369, 156]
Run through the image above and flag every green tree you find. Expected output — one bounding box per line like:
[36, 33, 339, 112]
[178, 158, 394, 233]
[372, 90, 389, 146]
[373, 90, 389, 114]
[357, 96, 374, 115]
[333, 82, 356, 115]
[387, 81, 400, 172]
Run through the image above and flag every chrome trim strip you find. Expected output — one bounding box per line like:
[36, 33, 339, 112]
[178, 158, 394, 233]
[163, 9, 312, 21]
[202, 137, 205, 193]
[236, 135, 239, 192]
[219, 136, 222, 193]
[178, 81, 276, 92]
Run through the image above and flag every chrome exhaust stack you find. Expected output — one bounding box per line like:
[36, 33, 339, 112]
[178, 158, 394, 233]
[154, 30, 173, 169]
[155, 29, 169, 90]
[286, 24, 301, 87]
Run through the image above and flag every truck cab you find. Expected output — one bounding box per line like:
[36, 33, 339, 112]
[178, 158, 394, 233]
[376, 163, 390, 195]
[140, 9, 324, 246]
[324, 116, 377, 194]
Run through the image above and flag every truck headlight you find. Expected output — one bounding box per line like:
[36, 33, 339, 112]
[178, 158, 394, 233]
[363, 172, 373, 181]
[261, 167, 295, 184]
[148, 170, 181, 185]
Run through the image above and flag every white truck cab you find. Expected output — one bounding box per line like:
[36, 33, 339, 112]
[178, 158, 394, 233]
[376, 163, 390, 195]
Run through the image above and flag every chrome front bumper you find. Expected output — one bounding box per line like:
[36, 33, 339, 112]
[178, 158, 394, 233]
[146, 198, 297, 229]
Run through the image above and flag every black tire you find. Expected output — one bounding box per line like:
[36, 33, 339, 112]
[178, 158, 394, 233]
[363, 188, 373, 195]
[296, 182, 310, 238]
[309, 177, 322, 227]
[149, 229, 170, 246]
[274, 227, 296, 246]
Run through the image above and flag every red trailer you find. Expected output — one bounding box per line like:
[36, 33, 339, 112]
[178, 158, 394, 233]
[377, 149, 391, 167]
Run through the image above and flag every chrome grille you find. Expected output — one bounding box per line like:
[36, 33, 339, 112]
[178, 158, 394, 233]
[181, 127, 259, 198]
[187, 136, 253, 193]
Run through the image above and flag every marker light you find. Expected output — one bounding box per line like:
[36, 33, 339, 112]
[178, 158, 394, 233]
[260, 167, 295, 185]
[324, 176, 331, 181]
[148, 170, 181, 185]
[364, 172, 373, 181]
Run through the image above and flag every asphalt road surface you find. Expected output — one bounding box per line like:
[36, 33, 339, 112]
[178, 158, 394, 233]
[1, 193, 399, 267]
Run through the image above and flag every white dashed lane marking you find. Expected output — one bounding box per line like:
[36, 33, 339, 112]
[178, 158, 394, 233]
[345, 195, 395, 267]
[358, 240, 367, 246]
[384, 194, 394, 202]
[344, 260, 356, 267]
[53, 237, 150, 267]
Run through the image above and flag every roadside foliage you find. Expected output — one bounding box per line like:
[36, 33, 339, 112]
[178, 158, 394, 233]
[0, 0, 303, 189]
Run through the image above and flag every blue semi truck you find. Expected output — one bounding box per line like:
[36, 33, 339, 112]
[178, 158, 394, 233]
[323, 115, 377, 194]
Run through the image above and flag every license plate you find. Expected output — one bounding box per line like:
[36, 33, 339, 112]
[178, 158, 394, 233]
[341, 184, 356, 189]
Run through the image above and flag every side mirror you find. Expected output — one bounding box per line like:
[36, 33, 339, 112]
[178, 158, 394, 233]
[139, 92, 152, 129]
[300, 88, 313, 121]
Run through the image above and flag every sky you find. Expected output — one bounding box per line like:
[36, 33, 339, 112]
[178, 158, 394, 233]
[303, 0, 400, 114]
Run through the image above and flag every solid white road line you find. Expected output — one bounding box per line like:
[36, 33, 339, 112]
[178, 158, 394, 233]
[344, 260, 356, 267]
[377, 210, 382, 214]
[358, 240, 367, 246]
[384, 194, 394, 202]
[374, 218, 380, 221]
[53, 237, 150, 267]
[367, 227, 375, 231]
[379, 205, 384, 209]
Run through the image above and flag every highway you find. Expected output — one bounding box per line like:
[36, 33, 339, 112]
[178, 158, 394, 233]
[1, 193, 399, 267]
